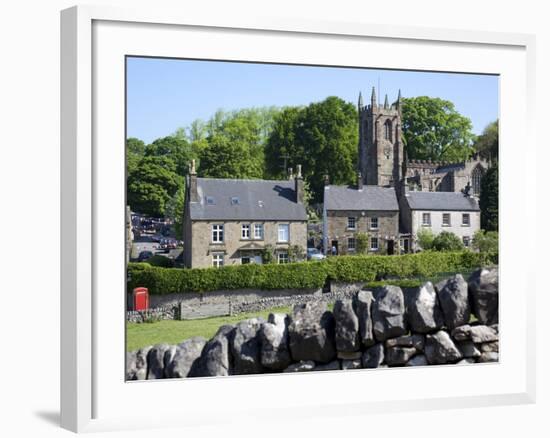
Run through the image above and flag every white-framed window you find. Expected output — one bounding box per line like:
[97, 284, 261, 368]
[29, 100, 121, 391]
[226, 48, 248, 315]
[212, 224, 224, 243]
[241, 224, 250, 239]
[422, 213, 431, 226]
[212, 253, 224, 268]
[348, 237, 356, 251]
[463, 236, 470, 247]
[370, 237, 379, 251]
[347, 217, 356, 230]
[254, 223, 264, 239]
[277, 252, 289, 264]
[370, 216, 379, 229]
[278, 224, 289, 242]
[462, 213, 470, 226]
[442, 213, 451, 227]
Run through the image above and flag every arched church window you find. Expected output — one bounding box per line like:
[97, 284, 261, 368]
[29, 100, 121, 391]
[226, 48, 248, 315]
[384, 120, 392, 141]
[471, 166, 483, 195]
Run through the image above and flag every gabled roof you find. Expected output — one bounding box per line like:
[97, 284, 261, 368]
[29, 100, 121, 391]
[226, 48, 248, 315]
[189, 178, 307, 221]
[324, 185, 399, 211]
[405, 191, 480, 211]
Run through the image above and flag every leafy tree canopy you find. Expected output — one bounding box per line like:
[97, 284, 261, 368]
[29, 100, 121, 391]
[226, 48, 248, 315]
[265, 96, 358, 202]
[480, 163, 498, 231]
[401, 96, 476, 162]
[474, 120, 498, 161]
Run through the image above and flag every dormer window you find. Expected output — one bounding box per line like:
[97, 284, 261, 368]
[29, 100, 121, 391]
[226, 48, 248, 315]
[206, 196, 215, 205]
[231, 197, 239, 205]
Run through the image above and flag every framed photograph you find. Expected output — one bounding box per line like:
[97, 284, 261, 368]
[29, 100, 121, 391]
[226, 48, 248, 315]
[61, 5, 536, 433]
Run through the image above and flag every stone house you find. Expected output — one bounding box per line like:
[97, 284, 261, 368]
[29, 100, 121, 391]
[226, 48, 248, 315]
[398, 184, 481, 251]
[323, 175, 400, 255]
[183, 162, 308, 269]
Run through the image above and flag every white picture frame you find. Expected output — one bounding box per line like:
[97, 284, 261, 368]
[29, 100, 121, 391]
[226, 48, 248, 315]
[60, 5, 537, 433]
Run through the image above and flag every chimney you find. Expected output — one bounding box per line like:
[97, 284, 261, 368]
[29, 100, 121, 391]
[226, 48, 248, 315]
[357, 172, 363, 190]
[295, 164, 304, 204]
[189, 159, 199, 203]
[463, 180, 473, 198]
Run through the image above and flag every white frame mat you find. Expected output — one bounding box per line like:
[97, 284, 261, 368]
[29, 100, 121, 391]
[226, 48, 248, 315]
[61, 5, 536, 433]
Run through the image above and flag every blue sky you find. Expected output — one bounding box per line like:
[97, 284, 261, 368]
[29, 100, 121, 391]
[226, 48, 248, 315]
[126, 57, 499, 144]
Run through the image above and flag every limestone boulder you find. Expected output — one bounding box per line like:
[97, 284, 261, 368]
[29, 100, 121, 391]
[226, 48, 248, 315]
[362, 343, 385, 368]
[436, 274, 470, 330]
[478, 352, 499, 363]
[189, 325, 234, 377]
[165, 337, 207, 378]
[469, 325, 498, 343]
[372, 286, 407, 341]
[355, 290, 376, 347]
[259, 313, 292, 371]
[405, 282, 444, 333]
[288, 302, 336, 364]
[314, 360, 341, 371]
[456, 341, 481, 358]
[341, 359, 362, 370]
[385, 347, 418, 366]
[126, 346, 150, 381]
[385, 334, 424, 351]
[333, 299, 360, 353]
[146, 344, 171, 379]
[283, 361, 315, 372]
[468, 268, 499, 325]
[425, 331, 463, 365]
[231, 317, 265, 375]
[405, 355, 428, 367]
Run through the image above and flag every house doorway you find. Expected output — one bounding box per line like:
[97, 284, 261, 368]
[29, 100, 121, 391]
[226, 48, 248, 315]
[387, 239, 395, 255]
[331, 240, 339, 255]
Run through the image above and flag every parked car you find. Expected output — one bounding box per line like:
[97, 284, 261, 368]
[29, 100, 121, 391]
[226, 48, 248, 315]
[307, 247, 326, 261]
[137, 250, 154, 262]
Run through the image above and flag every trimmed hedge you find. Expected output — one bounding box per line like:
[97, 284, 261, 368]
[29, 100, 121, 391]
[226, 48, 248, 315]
[127, 250, 497, 296]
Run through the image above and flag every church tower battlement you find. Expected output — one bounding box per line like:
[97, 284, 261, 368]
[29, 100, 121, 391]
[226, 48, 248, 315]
[358, 88, 404, 187]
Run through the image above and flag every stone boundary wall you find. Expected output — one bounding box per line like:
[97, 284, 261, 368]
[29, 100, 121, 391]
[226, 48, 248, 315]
[126, 267, 499, 379]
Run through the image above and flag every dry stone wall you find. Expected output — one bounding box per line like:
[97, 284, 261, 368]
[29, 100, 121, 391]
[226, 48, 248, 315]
[126, 267, 499, 380]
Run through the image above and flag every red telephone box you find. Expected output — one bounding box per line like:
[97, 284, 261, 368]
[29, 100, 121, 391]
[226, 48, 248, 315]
[133, 287, 149, 311]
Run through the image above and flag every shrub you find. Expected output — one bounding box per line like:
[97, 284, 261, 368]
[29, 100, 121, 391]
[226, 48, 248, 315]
[127, 250, 497, 295]
[288, 245, 306, 262]
[472, 230, 498, 253]
[355, 232, 369, 255]
[432, 231, 464, 251]
[416, 229, 435, 250]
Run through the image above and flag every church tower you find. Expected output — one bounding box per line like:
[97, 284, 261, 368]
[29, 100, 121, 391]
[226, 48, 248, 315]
[358, 88, 404, 187]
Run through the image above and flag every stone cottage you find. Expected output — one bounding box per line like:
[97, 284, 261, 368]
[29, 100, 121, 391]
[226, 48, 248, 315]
[323, 174, 400, 255]
[398, 183, 481, 251]
[183, 161, 308, 268]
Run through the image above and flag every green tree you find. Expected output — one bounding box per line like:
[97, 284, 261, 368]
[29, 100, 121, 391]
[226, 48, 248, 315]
[266, 97, 358, 202]
[475, 120, 498, 161]
[432, 231, 464, 252]
[416, 228, 435, 251]
[127, 156, 182, 217]
[126, 137, 146, 156]
[356, 232, 369, 254]
[146, 136, 196, 176]
[164, 184, 185, 240]
[472, 230, 498, 253]
[479, 164, 498, 231]
[401, 96, 476, 161]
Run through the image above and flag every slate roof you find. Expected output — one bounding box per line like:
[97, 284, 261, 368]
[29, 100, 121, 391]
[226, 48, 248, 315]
[324, 185, 399, 211]
[405, 191, 479, 211]
[189, 178, 307, 221]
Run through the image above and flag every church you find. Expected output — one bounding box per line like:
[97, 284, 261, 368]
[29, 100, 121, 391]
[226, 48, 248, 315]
[323, 88, 486, 255]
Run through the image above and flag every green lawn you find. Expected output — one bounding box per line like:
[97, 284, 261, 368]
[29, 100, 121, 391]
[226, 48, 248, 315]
[126, 306, 292, 352]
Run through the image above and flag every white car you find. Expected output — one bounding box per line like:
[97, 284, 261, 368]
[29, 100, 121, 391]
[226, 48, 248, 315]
[307, 248, 326, 261]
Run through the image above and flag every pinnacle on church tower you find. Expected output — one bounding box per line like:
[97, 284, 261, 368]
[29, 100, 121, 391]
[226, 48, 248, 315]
[384, 94, 389, 109]
[371, 86, 377, 108]
[358, 91, 363, 109]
